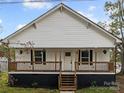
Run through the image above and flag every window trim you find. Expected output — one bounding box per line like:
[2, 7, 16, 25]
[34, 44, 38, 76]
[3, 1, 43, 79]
[34, 50, 43, 62]
[80, 50, 93, 65]
[80, 50, 90, 62]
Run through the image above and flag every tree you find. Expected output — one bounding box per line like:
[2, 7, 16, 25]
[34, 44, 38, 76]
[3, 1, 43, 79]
[103, 0, 124, 74]
[118, 0, 124, 74]
[104, 0, 124, 35]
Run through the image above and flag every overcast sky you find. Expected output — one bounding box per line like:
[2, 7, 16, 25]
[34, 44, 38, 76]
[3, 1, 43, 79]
[0, 0, 110, 39]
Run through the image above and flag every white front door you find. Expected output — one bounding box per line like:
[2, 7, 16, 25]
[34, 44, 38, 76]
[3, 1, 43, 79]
[64, 52, 72, 71]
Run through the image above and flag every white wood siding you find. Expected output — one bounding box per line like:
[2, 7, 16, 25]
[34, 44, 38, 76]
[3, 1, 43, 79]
[15, 49, 110, 71]
[93, 49, 110, 62]
[14, 49, 111, 62]
[9, 9, 115, 48]
[15, 49, 31, 61]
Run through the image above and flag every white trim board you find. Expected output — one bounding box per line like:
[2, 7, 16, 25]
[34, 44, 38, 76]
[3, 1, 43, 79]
[8, 72, 115, 75]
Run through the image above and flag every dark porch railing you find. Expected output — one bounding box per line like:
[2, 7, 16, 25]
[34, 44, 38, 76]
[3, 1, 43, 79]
[75, 61, 115, 72]
[8, 61, 62, 72]
[8, 61, 115, 72]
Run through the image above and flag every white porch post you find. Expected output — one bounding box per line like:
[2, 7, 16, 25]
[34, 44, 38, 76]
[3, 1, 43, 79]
[55, 49, 57, 71]
[32, 48, 34, 71]
[59, 49, 62, 71]
[75, 49, 77, 71]
[94, 48, 97, 71]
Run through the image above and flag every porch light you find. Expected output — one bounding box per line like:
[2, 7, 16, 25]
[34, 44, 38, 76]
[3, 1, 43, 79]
[20, 50, 23, 54]
[103, 50, 107, 54]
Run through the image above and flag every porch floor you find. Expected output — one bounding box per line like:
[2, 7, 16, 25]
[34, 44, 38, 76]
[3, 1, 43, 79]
[8, 71, 115, 74]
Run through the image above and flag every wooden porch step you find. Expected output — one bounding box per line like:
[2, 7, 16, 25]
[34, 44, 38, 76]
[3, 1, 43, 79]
[61, 83, 75, 85]
[61, 75, 76, 77]
[59, 74, 77, 91]
[61, 81, 75, 83]
[60, 86, 76, 91]
[61, 78, 75, 81]
[62, 74, 75, 77]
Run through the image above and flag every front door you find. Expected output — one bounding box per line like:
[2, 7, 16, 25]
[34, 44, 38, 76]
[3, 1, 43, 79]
[64, 52, 72, 71]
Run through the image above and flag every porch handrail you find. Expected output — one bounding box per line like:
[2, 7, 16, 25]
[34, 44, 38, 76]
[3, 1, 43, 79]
[75, 61, 115, 72]
[9, 61, 61, 63]
[8, 61, 61, 72]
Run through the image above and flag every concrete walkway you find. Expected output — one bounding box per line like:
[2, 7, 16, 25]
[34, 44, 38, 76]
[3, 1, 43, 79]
[60, 91, 75, 93]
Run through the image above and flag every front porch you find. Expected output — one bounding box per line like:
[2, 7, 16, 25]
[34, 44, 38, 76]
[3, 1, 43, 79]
[8, 61, 115, 73]
[8, 48, 116, 73]
[8, 48, 117, 90]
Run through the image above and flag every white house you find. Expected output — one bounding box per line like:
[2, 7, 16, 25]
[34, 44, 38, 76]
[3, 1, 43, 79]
[2, 3, 121, 91]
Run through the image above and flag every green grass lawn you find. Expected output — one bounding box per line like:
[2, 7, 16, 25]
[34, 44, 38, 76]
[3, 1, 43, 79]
[76, 87, 115, 93]
[0, 72, 115, 93]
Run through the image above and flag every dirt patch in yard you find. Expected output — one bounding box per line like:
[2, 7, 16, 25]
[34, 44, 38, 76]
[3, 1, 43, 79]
[116, 75, 124, 93]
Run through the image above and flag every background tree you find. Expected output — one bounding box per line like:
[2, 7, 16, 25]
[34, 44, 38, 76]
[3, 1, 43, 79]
[102, 0, 124, 74]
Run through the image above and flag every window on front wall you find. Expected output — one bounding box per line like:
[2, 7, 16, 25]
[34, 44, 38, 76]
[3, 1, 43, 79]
[34, 50, 43, 62]
[30, 50, 46, 64]
[81, 50, 89, 62]
[80, 50, 93, 63]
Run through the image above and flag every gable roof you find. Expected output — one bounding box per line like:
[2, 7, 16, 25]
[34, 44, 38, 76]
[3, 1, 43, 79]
[2, 3, 121, 42]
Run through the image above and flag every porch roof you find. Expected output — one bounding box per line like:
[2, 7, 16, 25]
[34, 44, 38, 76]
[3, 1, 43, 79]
[11, 46, 115, 49]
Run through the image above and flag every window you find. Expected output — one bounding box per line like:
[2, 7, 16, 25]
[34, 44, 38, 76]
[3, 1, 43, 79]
[81, 50, 89, 62]
[80, 50, 93, 63]
[30, 50, 46, 64]
[34, 50, 43, 62]
[65, 52, 71, 57]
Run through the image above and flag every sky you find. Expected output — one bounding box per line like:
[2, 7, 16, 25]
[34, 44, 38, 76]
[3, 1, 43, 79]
[0, 0, 110, 39]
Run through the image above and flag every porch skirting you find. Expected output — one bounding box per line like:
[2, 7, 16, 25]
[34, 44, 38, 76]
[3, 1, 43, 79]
[8, 74, 116, 88]
[8, 74, 59, 88]
[77, 74, 116, 88]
